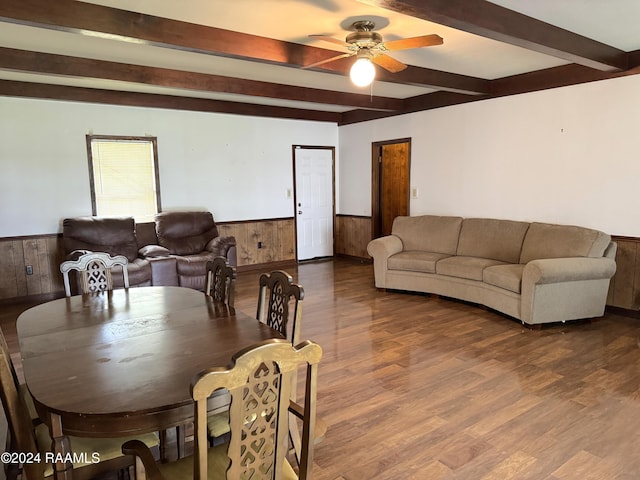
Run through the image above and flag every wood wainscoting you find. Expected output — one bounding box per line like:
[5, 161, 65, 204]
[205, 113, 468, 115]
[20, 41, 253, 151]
[217, 218, 296, 268]
[3, 221, 639, 312]
[0, 235, 65, 300]
[608, 236, 640, 310]
[0, 218, 298, 301]
[335, 214, 372, 259]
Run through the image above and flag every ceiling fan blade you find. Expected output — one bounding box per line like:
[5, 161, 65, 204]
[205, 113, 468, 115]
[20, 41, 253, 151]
[303, 52, 354, 69]
[382, 34, 444, 51]
[372, 54, 408, 73]
[309, 35, 349, 47]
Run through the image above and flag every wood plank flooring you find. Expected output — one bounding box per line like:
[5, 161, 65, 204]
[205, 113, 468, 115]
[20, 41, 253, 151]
[2, 258, 640, 479]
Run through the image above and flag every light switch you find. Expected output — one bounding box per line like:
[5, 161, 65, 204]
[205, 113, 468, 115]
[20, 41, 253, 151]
[411, 187, 419, 199]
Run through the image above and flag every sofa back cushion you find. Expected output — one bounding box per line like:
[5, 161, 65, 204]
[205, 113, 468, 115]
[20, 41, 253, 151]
[155, 211, 219, 255]
[457, 218, 530, 263]
[135, 221, 159, 248]
[392, 215, 463, 254]
[62, 216, 138, 262]
[519, 222, 611, 263]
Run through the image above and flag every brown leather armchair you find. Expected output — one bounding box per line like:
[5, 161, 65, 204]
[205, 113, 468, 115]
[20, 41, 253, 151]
[151, 211, 237, 290]
[62, 216, 152, 288]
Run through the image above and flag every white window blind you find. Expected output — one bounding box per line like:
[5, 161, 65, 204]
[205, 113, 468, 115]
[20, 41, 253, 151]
[88, 137, 160, 223]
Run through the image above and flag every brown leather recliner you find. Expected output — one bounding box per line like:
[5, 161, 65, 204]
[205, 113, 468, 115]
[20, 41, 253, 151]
[151, 211, 237, 290]
[62, 216, 152, 288]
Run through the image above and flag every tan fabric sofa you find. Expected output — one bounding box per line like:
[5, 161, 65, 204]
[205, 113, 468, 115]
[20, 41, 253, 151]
[367, 215, 617, 325]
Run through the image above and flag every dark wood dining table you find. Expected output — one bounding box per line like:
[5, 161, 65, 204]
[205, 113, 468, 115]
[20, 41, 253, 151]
[17, 286, 282, 480]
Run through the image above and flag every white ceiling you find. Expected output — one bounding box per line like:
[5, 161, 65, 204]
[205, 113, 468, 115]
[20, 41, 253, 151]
[1, 0, 639, 118]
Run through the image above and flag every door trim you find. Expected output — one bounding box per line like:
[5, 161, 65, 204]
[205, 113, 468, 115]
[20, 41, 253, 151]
[371, 138, 411, 239]
[292, 145, 336, 262]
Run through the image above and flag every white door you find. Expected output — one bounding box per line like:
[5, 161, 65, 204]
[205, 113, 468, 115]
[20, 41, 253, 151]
[294, 146, 334, 260]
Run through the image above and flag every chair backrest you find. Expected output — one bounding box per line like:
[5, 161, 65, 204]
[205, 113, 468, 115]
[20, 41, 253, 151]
[256, 270, 304, 345]
[60, 251, 129, 296]
[204, 257, 236, 308]
[0, 329, 45, 479]
[62, 216, 139, 262]
[191, 339, 322, 480]
[155, 211, 219, 255]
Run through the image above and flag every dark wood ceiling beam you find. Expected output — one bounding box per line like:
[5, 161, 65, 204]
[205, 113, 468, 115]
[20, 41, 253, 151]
[0, 79, 341, 123]
[490, 64, 611, 98]
[342, 49, 640, 124]
[491, 58, 640, 98]
[359, 0, 628, 72]
[339, 91, 477, 125]
[377, 65, 489, 95]
[0, 0, 487, 95]
[0, 0, 328, 67]
[0, 47, 403, 111]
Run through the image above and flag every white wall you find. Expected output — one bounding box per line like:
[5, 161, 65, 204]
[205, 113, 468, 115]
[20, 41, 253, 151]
[0, 97, 337, 237]
[5, 73, 640, 238]
[338, 74, 640, 236]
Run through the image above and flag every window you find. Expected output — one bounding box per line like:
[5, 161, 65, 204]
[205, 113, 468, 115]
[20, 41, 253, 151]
[86, 135, 161, 223]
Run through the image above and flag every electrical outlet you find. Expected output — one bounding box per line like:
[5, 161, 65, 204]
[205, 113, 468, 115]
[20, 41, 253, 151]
[26, 265, 33, 275]
[257, 241, 263, 249]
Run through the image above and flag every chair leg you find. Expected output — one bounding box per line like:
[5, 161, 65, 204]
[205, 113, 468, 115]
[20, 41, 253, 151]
[176, 425, 186, 459]
[159, 429, 168, 463]
[288, 411, 303, 467]
[4, 433, 20, 480]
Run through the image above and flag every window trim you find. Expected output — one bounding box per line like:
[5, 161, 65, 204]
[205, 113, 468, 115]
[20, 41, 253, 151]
[85, 134, 162, 219]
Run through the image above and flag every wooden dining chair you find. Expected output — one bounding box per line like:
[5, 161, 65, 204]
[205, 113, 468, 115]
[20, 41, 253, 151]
[208, 270, 305, 443]
[207, 270, 325, 466]
[204, 257, 236, 308]
[169, 257, 237, 459]
[60, 250, 130, 296]
[123, 338, 322, 480]
[257, 270, 305, 345]
[0, 328, 159, 480]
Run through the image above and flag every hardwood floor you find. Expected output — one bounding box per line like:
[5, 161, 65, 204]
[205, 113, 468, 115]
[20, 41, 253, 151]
[2, 258, 640, 479]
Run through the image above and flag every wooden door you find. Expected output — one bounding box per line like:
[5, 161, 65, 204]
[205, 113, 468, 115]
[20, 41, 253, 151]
[372, 139, 410, 238]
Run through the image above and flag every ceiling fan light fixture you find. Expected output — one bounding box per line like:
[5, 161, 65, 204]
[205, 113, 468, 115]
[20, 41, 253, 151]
[350, 56, 376, 87]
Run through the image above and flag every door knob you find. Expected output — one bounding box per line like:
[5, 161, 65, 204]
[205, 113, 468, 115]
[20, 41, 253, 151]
[298, 210, 303, 214]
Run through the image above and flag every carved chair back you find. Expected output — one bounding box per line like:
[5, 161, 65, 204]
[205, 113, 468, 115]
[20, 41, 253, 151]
[192, 339, 322, 480]
[60, 251, 129, 297]
[256, 270, 304, 345]
[204, 257, 236, 308]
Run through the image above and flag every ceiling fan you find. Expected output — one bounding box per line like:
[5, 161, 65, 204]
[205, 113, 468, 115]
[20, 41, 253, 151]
[306, 20, 443, 86]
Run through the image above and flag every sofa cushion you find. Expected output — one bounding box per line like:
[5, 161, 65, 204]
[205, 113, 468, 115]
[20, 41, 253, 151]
[63, 216, 139, 262]
[112, 258, 152, 288]
[483, 264, 525, 294]
[392, 215, 463, 254]
[519, 222, 611, 263]
[457, 218, 530, 264]
[387, 251, 452, 274]
[156, 211, 219, 256]
[436, 256, 507, 281]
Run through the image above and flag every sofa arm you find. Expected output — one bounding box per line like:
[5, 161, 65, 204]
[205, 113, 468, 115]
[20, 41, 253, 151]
[367, 235, 403, 260]
[520, 257, 617, 325]
[207, 235, 237, 257]
[138, 244, 171, 258]
[367, 235, 403, 288]
[523, 257, 617, 285]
